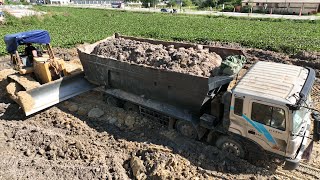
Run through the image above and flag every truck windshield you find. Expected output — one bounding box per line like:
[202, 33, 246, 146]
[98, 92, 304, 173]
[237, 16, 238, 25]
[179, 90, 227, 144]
[293, 108, 306, 134]
[293, 94, 311, 134]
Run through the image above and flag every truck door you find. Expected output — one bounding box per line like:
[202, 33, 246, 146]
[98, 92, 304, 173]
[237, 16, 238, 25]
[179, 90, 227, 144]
[228, 95, 248, 137]
[246, 100, 288, 156]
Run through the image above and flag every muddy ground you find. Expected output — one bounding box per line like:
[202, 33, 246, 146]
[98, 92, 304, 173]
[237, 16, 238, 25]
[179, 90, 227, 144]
[0, 44, 319, 180]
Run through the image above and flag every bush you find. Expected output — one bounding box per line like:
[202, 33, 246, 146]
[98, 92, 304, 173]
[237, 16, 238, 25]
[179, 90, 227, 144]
[241, 6, 251, 13]
[191, 0, 203, 6]
[166, 0, 177, 7]
[222, 4, 234, 12]
[182, 0, 193, 7]
[252, 8, 265, 14]
[141, 0, 158, 8]
[199, 0, 217, 8]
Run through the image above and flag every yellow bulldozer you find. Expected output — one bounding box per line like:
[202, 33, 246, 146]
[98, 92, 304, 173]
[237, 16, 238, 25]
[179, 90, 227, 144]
[4, 30, 95, 116]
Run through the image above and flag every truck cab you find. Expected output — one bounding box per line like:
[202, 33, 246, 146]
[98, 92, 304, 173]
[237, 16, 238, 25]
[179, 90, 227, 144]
[228, 61, 315, 169]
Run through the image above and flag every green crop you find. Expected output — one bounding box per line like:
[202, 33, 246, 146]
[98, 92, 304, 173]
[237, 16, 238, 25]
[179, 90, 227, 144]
[0, 6, 319, 56]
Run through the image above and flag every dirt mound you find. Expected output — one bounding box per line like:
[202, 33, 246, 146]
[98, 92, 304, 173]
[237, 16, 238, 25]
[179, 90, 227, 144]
[16, 91, 34, 112]
[91, 38, 222, 77]
[0, 69, 16, 80]
[0, 104, 270, 179]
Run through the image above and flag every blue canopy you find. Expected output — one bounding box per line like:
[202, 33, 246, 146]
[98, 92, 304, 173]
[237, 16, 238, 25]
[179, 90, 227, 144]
[4, 30, 51, 53]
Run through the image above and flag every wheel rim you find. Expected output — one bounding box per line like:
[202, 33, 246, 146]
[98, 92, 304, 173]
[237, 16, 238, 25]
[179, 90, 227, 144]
[177, 122, 197, 139]
[222, 142, 241, 156]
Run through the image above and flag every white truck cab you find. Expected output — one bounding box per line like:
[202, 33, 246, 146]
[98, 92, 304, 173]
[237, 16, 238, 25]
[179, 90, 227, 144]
[229, 61, 315, 169]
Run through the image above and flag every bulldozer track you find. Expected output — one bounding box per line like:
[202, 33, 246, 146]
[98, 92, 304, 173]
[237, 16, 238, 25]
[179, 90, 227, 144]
[296, 163, 320, 179]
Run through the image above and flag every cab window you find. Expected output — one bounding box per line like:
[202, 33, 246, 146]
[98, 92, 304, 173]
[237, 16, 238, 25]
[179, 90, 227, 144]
[251, 102, 286, 131]
[234, 97, 243, 116]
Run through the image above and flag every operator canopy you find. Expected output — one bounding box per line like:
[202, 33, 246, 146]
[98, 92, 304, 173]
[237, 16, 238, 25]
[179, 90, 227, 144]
[4, 30, 51, 53]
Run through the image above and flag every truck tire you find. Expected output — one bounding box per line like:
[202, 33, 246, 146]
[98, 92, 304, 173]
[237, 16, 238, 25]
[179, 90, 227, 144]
[123, 102, 139, 112]
[175, 120, 197, 139]
[106, 96, 121, 107]
[216, 136, 245, 158]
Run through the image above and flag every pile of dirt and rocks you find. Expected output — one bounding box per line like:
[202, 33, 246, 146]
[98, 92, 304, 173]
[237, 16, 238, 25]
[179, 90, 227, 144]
[0, 90, 273, 180]
[91, 38, 222, 77]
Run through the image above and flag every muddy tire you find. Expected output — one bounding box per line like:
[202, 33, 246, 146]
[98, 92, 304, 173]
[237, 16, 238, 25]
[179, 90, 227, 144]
[123, 102, 139, 112]
[216, 136, 245, 158]
[175, 120, 197, 139]
[106, 96, 121, 107]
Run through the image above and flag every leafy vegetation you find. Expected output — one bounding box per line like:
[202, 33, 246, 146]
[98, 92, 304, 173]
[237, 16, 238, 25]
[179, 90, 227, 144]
[0, 6, 319, 55]
[182, 0, 193, 7]
[192, 0, 241, 9]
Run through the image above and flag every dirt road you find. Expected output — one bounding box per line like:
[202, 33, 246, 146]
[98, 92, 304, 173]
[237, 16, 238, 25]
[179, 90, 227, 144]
[0, 45, 319, 179]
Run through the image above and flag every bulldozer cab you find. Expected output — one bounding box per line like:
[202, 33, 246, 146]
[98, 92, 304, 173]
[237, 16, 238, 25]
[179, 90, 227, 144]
[4, 30, 66, 84]
[12, 43, 48, 68]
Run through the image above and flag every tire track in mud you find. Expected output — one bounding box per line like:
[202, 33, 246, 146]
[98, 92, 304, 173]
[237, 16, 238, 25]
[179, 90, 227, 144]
[275, 162, 320, 180]
[296, 163, 320, 179]
[275, 169, 301, 180]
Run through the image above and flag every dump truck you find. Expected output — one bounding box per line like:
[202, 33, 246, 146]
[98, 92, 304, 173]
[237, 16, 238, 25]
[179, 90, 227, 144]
[77, 34, 319, 170]
[4, 30, 96, 115]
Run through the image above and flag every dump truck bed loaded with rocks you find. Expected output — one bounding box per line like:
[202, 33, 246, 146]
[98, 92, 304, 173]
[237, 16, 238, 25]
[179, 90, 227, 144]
[77, 34, 319, 170]
[78, 34, 243, 115]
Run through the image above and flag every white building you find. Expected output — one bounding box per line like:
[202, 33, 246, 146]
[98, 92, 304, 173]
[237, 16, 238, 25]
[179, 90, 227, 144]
[50, 0, 70, 4]
[242, 0, 320, 15]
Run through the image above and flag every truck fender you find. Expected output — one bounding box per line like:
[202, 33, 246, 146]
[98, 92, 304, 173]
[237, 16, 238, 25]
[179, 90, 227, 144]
[228, 127, 243, 136]
[230, 133, 269, 162]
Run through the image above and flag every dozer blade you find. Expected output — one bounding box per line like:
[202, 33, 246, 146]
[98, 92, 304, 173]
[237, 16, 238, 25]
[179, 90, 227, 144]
[22, 72, 96, 116]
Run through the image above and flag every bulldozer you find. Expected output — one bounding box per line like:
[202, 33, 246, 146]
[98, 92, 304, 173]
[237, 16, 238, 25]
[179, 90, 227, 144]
[4, 30, 96, 116]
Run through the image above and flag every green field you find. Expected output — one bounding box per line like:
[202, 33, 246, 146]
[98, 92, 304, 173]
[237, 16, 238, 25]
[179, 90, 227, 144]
[0, 6, 319, 55]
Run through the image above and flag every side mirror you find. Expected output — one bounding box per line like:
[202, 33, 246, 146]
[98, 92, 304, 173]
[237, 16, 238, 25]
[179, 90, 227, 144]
[312, 112, 320, 142]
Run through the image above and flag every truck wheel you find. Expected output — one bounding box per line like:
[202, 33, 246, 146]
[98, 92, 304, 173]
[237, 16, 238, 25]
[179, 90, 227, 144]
[106, 96, 121, 107]
[216, 136, 245, 158]
[123, 102, 139, 112]
[175, 120, 197, 139]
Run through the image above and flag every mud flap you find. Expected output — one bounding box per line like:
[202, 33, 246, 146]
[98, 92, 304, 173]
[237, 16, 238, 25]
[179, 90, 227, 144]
[302, 141, 314, 162]
[312, 112, 320, 142]
[23, 72, 96, 116]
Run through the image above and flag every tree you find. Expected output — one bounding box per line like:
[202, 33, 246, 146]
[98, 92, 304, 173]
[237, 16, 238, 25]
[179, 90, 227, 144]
[141, 0, 158, 8]
[217, 0, 241, 6]
[182, 0, 193, 7]
[166, 0, 177, 7]
[200, 0, 217, 8]
[191, 0, 204, 6]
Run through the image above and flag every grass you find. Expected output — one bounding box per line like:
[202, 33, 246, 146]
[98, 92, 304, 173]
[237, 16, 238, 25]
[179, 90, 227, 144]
[0, 6, 319, 56]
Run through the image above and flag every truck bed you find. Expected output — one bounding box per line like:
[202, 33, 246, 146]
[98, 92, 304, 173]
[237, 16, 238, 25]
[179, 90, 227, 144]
[77, 35, 243, 115]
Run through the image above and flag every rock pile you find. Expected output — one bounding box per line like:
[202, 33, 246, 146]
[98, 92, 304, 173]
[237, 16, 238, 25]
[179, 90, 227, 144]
[91, 38, 222, 77]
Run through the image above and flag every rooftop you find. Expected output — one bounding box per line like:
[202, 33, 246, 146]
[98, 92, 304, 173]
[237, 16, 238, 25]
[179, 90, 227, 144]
[242, 0, 320, 3]
[233, 61, 309, 105]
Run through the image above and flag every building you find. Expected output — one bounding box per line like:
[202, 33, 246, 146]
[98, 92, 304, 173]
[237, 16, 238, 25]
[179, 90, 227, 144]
[49, 0, 70, 4]
[242, 0, 320, 15]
